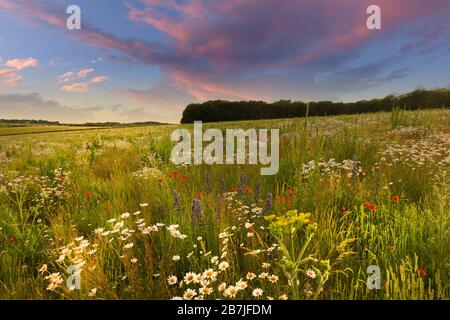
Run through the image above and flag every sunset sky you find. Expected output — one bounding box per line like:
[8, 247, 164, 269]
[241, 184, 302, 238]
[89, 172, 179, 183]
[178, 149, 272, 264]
[0, 0, 449, 123]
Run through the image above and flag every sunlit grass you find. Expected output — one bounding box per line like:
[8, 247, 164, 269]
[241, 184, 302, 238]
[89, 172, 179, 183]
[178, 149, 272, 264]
[0, 109, 448, 300]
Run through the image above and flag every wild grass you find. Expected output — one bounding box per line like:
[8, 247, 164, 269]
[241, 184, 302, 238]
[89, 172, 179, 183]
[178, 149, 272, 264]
[0, 125, 103, 136]
[0, 109, 448, 300]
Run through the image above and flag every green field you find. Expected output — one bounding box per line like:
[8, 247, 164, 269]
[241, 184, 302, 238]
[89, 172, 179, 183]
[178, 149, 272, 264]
[0, 109, 448, 300]
[0, 125, 103, 136]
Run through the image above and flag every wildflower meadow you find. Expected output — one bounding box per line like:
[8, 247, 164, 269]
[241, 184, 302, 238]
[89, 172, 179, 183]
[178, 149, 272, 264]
[0, 108, 448, 300]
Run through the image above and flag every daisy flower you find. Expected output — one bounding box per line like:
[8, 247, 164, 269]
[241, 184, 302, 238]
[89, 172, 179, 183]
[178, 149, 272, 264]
[183, 288, 197, 300]
[252, 288, 263, 298]
[306, 269, 316, 279]
[167, 275, 178, 285]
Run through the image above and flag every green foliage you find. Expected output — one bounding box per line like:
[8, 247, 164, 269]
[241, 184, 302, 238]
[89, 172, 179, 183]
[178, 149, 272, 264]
[181, 88, 450, 123]
[0, 109, 448, 300]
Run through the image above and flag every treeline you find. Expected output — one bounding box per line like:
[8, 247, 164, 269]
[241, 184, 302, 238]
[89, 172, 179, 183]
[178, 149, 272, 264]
[180, 88, 450, 123]
[0, 120, 165, 127]
[0, 119, 60, 125]
[67, 121, 165, 127]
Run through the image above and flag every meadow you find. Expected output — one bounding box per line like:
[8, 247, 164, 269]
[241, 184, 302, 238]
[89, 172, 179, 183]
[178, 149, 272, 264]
[0, 108, 448, 300]
[0, 125, 100, 136]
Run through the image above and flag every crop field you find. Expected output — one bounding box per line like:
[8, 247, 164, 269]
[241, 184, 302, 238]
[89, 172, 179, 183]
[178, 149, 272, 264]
[0, 125, 101, 136]
[0, 109, 449, 300]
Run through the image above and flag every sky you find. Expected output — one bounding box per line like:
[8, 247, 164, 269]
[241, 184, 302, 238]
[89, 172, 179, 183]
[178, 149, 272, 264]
[0, 0, 449, 124]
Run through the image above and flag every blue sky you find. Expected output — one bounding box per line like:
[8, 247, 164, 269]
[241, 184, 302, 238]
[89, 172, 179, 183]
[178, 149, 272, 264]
[0, 0, 449, 123]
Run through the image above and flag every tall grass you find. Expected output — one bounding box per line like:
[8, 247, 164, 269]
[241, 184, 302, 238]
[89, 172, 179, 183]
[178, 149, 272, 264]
[0, 110, 448, 300]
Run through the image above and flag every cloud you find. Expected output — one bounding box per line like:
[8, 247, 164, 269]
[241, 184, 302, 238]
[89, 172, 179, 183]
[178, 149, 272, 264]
[1, 0, 450, 107]
[90, 75, 109, 83]
[0, 92, 173, 123]
[104, 55, 134, 67]
[77, 68, 94, 79]
[58, 71, 76, 83]
[0, 56, 39, 87]
[5, 57, 38, 70]
[58, 68, 108, 91]
[0, 92, 90, 122]
[61, 82, 88, 92]
[0, 68, 22, 87]
[58, 68, 95, 83]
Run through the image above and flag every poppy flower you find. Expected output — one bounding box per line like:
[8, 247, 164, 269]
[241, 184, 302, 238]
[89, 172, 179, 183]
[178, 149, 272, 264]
[369, 204, 377, 212]
[392, 195, 399, 202]
[231, 187, 238, 192]
[247, 226, 255, 232]
[341, 207, 347, 212]
[418, 268, 427, 277]
[85, 192, 92, 198]
[363, 201, 370, 207]
[244, 186, 252, 193]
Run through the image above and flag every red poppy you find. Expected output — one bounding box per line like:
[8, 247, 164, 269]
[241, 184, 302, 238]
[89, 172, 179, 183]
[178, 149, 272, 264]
[287, 188, 294, 194]
[182, 175, 189, 180]
[244, 186, 252, 193]
[392, 195, 399, 202]
[85, 192, 92, 198]
[247, 226, 255, 232]
[341, 207, 347, 212]
[418, 268, 427, 277]
[369, 204, 377, 212]
[170, 171, 179, 179]
[231, 187, 238, 192]
[363, 201, 370, 207]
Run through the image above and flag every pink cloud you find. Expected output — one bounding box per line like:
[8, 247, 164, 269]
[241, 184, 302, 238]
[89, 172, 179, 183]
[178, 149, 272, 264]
[6, 57, 38, 70]
[90, 75, 109, 83]
[0, 68, 22, 87]
[1, 0, 450, 102]
[76, 68, 94, 79]
[0, 56, 38, 87]
[120, 0, 450, 100]
[61, 82, 88, 92]
[58, 68, 97, 83]
[58, 71, 76, 83]
[0, 0, 65, 27]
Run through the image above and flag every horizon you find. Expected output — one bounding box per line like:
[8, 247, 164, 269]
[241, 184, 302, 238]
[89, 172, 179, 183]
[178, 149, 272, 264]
[1, 86, 448, 125]
[1, 1, 450, 123]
